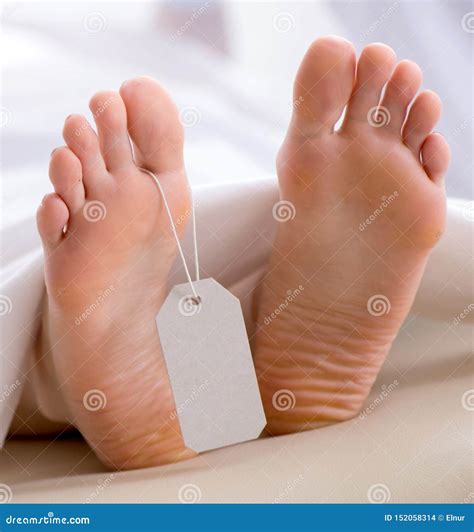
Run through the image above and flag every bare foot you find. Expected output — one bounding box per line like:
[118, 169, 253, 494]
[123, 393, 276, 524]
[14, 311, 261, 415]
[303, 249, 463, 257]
[254, 37, 450, 435]
[36, 77, 196, 469]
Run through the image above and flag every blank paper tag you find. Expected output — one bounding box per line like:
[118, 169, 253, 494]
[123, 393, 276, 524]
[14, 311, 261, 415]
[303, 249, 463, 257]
[156, 278, 266, 453]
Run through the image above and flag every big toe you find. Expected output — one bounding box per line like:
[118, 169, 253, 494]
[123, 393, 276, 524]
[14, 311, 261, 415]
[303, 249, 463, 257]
[119, 76, 185, 176]
[291, 36, 356, 135]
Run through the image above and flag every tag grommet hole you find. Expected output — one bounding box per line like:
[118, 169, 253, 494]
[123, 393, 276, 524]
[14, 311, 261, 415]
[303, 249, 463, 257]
[178, 295, 202, 316]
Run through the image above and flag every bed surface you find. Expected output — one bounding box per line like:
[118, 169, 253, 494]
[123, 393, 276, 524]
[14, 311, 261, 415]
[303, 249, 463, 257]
[3, 316, 471, 504]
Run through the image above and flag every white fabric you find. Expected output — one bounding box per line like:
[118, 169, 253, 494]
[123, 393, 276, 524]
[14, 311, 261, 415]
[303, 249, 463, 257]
[1, 183, 473, 503]
[1, 171, 473, 440]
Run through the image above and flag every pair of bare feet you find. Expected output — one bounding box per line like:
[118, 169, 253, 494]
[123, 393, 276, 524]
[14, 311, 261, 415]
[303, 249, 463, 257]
[35, 37, 449, 470]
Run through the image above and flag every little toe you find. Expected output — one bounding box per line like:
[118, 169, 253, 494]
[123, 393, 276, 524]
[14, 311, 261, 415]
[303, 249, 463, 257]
[49, 147, 85, 213]
[379, 60, 423, 134]
[63, 114, 108, 188]
[291, 36, 356, 135]
[36, 193, 69, 250]
[421, 132, 451, 185]
[402, 90, 442, 154]
[343, 43, 397, 127]
[119, 76, 185, 176]
[89, 91, 134, 173]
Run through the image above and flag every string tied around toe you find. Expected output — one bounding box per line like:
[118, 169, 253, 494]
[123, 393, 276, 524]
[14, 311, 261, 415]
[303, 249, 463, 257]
[139, 167, 200, 300]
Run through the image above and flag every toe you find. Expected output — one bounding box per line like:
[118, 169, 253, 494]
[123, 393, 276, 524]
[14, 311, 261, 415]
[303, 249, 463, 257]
[49, 146, 85, 213]
[119, 76, 185, 175]
[343, 43, 397, 128]
[291, 36, 356, 135]
[89, 91, 134, 173]
[402, 90, 442, 154]
[379, 60, 423, 134]
[63, 114, 108, 189]
[36, 193, 69, 249]
[421, 132, 451, 185]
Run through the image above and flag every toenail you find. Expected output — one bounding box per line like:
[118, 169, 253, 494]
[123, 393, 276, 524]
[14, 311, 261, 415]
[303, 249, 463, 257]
[120, 77, 145, 92]
[120, 79, 133, 91]
[51, 148, 58, 157]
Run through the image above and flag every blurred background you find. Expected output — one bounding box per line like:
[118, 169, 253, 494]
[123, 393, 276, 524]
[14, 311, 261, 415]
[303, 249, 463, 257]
[1, 0, 473, 206]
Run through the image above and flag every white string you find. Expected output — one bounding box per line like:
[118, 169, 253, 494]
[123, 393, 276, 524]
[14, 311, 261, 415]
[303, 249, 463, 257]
[191, 202, 199, 282]
[140, 167, 200, 299]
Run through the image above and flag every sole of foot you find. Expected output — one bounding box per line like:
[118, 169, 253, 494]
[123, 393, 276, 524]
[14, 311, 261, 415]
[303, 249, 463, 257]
[36, 76, 196, 469]
[253, 37, 450, 435]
